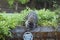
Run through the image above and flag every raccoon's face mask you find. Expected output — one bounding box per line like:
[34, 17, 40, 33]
[25, 20, 34, 28]
[28, 22, 34, 28]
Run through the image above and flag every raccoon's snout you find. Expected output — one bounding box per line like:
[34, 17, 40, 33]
[28, 22, 34, 28]
[28, 22, 34, 26]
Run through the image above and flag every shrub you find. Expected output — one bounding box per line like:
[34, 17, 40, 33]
[0, 8, 32, 40]
[0, 14, 20, 40]
[54, 8, 60, 25]
[37, 9, 58, 28]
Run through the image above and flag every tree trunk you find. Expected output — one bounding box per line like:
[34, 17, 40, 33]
[15, 2, 18, 12]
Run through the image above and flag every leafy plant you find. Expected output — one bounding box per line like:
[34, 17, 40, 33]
[18, 0, 29, 4]
[0, 8, 32, 40]
[0, 13, 24, 40]
[7, 0, 14, 7]
[0, 14, 16, 40]
[37, 9, 58, 28]
[7, 0, 29, 7]
[54, 8, 60, 25]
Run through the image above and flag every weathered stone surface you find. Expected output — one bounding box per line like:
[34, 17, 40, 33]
[30, 27, 41, 32]
[10, 26, 26, 38]
[57, 26, 60, 32]
[40, 27, 55, 32]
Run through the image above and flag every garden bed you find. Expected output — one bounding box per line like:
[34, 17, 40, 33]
[5, 26, 60, 40]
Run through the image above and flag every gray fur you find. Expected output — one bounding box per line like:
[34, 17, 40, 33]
[25, 11, 38, 30]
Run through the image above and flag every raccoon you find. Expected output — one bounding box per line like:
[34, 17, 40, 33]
[25, 11, 38, 30]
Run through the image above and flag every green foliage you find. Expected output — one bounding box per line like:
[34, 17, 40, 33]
[37, 9, 58, 28]
[7, 0, 14, 7]
[54, 7, 60, 14]
[0, 14, 20, 40]
[0, 8, 32, 40]
[54, 8, 60, 24]
[18, 0, 29, 4]
[7, 0, 29, 7]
